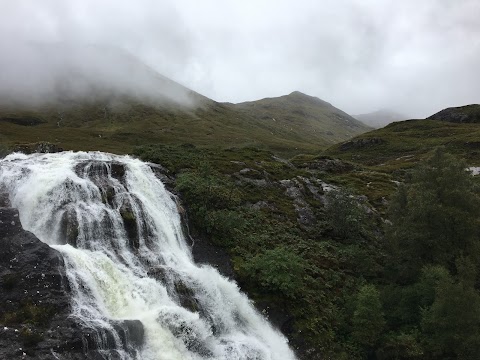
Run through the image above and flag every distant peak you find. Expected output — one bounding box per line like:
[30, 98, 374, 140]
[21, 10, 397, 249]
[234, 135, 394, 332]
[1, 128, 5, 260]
[289, 91, 307, 96]
[286, 91, 331, 107]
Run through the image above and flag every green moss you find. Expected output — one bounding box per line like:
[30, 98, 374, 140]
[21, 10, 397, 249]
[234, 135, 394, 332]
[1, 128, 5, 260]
[2, 302, 55, 327]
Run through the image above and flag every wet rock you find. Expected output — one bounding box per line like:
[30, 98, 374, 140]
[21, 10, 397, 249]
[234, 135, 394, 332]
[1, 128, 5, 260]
[120, 205, 139, 250]
[255, 301, 295, 339]
[82, 320, 144, 353]
[58, 208, 79, 246]
[147, 265, 169, 282]
[101, 186, 116, 207]
[0, 206, 145, 359]
[75, 160, 126, 184]
[0, 192, 11, 207]
[120, 320, 144, 349]
[110, 162, 126, 180]
[191, 239, 235, 279]
[158, 313, 213, 357]
[174, 280, 200, 313]
[0, 207, 83, 359]
[148, 163, 174, 188]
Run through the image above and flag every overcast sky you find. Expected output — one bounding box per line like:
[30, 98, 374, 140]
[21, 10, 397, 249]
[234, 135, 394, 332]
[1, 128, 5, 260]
[1, 0, 479, 117]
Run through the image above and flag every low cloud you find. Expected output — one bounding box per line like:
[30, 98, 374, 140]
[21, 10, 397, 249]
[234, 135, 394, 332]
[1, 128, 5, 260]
[0, 0, 479, 118]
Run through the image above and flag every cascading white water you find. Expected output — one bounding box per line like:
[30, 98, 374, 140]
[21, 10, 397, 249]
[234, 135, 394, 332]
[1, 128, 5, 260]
[0, 151, 297, 360]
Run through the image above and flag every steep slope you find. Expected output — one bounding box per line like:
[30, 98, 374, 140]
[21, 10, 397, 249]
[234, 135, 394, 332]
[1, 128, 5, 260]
[354, 109, 408, 128]
[325, 104, 480, 169]
[234, 91, 371, 146]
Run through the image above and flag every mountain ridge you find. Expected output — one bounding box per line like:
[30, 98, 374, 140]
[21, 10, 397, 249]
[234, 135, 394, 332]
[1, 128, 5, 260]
[0, 48, 370, 156]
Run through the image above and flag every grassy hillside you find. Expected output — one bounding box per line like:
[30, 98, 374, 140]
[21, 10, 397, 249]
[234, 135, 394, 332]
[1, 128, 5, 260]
[0, 52, 371, 157]
[0, 95, 371, 157]
[428, 104, 480, 123]
[325, 117, 480, 171]
[235, 91, 371, 145]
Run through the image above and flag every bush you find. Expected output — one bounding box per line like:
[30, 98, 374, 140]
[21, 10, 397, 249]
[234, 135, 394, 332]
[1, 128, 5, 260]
[241, 246, 310, 298]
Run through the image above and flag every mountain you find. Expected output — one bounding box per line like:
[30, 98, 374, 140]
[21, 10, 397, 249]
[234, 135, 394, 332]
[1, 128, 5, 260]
[354, 109, 408, 128]
[0, 47, 370, 156]
[233, 91, 371, 147]
[325, 104, 480, 169]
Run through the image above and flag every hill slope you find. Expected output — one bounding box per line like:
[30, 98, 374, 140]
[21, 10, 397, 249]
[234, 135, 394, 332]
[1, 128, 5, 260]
[325, 104, 480, 169]
[234, 91, 371, 146]
[428, 104, 480, 123]
[0, 48, 370, 156]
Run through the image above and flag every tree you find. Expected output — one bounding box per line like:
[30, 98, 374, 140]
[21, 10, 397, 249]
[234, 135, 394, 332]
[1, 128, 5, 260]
[352, 284, 385, 350]
[387, 148, 480, 281]
[421, 273, 480, 359]
[325, 189, 368, 241]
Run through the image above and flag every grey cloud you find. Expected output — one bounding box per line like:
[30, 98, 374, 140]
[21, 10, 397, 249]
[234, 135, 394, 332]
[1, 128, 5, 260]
[0, 0, 479, 119]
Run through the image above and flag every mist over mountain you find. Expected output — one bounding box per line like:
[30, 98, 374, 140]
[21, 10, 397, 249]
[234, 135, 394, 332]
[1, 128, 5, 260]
[354, 109, 410, 128]
[0, 42, 202, 108]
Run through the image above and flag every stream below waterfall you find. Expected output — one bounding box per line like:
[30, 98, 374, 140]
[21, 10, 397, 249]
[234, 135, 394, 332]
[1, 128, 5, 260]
[0, 151, 296, 360]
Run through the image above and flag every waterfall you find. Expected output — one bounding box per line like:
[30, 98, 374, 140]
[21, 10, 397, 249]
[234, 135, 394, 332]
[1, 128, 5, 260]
[0, 151, 296, 360]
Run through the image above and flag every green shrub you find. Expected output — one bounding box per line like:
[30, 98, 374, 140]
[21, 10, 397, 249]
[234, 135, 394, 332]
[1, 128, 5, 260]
[240, 246, 310, 298]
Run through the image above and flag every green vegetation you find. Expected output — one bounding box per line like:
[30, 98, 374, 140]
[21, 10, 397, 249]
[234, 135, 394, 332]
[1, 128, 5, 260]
[325, 118, 480, 170]
[136, 144, 480, 359]
[2, 301, 54, 327]
[0, 91, 370, 157]
[352, 285, 385, 350]
[135, 144, 384, 357]
[236, 91, 370, 146]
[379, 148, 480, 359]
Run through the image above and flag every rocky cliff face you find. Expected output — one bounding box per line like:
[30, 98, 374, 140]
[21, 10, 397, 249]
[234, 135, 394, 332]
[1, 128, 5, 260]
[0, 205, 144, 359]
[0, 206, 82, 359]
